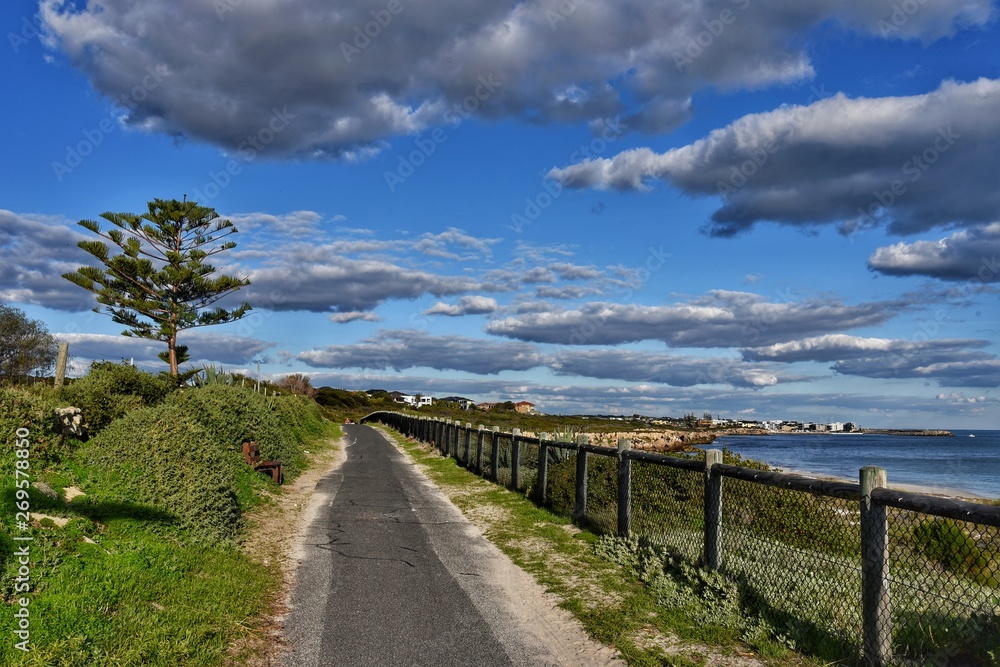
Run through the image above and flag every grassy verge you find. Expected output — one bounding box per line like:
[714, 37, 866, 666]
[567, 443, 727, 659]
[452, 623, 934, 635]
[380, 427, 823, 667]
[1, 370, 340, 666]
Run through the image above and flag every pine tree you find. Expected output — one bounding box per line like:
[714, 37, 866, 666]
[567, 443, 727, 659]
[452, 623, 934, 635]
[63, 198, 251, 377]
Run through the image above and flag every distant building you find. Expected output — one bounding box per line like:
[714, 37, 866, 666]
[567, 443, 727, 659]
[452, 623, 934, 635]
[514, 401, 537, 414]
[392, 393, 433, 407]
[477, 402, 497, 411]
[439, 396, 475, 410]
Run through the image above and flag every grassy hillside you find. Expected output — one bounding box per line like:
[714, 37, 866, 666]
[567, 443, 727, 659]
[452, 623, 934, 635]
[0, 363, 337, 666]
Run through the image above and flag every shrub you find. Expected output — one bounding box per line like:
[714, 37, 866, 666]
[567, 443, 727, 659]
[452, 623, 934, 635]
[913, 518, 998, 587]
[165, 384, 298, 475]
[271, 394, 327, 444]
[0, 386, 73, 464]
[60, 361, 174, 434]
[84, 404, 240, 543]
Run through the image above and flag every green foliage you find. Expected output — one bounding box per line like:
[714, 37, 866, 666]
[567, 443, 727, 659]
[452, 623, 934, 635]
[271, 394, 328, 444]
[315, 386, 372, 410]
[913, 518, 999, 587]
[0, 385, 71, 465]
[83, 403, 241, 543]
[191, 363, 237, 387]
[62, 198, 252, 375]
[60, 361, 174, 435]
[595, 535, 797, 653]
[0, 304, 59, 385]
[165, 384, 298, 476]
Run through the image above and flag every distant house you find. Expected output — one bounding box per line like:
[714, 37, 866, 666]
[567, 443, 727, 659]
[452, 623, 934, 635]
[390, 392, 432, 407]
[440, 396, 475, 410]
[390, 391, 412, 405]
[477, 402, 497, 411]
[514, 401, 536, 414]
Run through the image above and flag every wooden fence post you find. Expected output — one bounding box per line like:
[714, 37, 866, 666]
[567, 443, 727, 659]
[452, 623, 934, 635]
[574, 434, 588, 521]
[535, 433, 550, 503]
[617, 439, 632, 538]
[511, 428, 522, 490]
[704, 449, 723, 571]
[490, 427, 500, 483]
[53, 342, 69, 388]
[861, 466, 892, 667]
[463, 423, 472, 467]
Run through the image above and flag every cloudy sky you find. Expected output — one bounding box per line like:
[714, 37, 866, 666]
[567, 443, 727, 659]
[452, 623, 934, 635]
[2, 0, 999, 428]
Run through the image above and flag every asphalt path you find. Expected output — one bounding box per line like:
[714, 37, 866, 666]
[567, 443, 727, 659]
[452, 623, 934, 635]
[281, 424, 621, 667]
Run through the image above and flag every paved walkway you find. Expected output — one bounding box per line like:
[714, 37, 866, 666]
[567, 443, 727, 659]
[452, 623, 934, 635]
[280, 424, 622, 667]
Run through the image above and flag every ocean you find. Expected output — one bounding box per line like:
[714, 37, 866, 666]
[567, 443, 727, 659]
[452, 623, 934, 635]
[706, 429, 1000, 499]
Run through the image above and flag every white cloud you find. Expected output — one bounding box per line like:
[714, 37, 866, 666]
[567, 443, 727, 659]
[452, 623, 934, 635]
[0, 210, 92, 311]
[299, 330, 545, 375]
[58, 331, 275, 369]
[424, 296, 498, 317]
[487, 291, 908, 348]
[550, 78, 1000, 236]
[868, 222, 1000, 282]
[329, 311, 383, 324]
[38, 0, 992, 158]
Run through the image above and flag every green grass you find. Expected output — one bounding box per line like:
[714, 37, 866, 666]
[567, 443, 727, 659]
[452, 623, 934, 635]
[0, 518, 272, 666]
[381, 427, 821, 667]
[0, 373, 341, 666]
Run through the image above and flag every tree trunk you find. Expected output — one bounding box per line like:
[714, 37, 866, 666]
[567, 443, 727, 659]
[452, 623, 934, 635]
[168, 333, 179, 377]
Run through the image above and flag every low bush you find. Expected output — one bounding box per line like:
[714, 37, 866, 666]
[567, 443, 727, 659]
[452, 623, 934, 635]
[59, 361, 174, 435]
[165, 384, 296, 472]
[83, 403, 241, 544]
[0, 386, 74, 465]
[272, 394, 328, 445]
[913, 518, 999, 587]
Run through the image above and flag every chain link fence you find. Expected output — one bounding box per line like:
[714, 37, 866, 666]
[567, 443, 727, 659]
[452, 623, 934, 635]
[365, 412, 1000, 666]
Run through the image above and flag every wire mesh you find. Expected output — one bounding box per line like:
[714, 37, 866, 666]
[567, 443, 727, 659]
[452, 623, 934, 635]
[630, 459, 704, 562]
[517, 439, 540, 494]
[456, 426, 470, 464]
[883, 507, 1000, 665]
[495, 434, 513, 487]
[720, 476, 863, 660]
[583, 452, 618, 535]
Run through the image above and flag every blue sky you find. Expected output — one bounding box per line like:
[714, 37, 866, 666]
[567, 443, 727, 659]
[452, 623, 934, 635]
[2, 0, 999, 428]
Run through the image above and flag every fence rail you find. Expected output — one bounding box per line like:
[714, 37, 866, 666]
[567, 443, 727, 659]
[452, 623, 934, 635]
[362, 412, 1000, 666]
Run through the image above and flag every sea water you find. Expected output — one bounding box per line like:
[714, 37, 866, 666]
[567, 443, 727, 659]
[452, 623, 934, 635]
[707, 430, 1000, 499]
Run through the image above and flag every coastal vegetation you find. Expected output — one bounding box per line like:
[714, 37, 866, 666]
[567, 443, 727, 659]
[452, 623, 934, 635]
[0, 362, 337, 665]
[62, 198, 252, 377]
